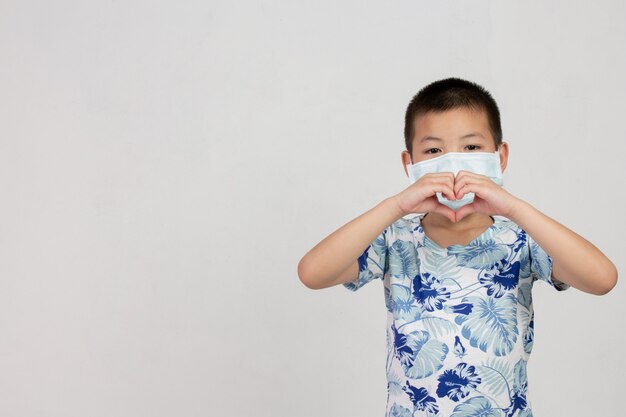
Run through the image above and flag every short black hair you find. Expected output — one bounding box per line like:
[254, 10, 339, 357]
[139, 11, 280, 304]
[404, 77, 502, 155]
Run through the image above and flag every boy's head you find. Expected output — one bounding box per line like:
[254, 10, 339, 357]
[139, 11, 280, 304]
[401, 77, 508, 172]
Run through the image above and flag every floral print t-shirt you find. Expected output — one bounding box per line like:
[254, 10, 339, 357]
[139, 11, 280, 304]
[343, 213, 570, 417]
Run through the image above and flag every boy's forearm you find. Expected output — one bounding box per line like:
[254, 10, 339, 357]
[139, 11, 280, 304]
[509, 199, 618, 295]
[298, 196, 405, 288]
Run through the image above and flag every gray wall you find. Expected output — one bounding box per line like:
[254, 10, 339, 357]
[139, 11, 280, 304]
[0, 1, 623, 416]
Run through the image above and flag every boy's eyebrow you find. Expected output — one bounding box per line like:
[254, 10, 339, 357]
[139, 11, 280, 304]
[420, 132, 485, 143]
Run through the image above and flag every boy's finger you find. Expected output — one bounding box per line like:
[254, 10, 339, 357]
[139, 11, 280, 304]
[433, 204, 457, 223]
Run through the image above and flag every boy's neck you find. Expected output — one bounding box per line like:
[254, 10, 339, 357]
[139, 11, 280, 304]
[422, 211, 494, 231]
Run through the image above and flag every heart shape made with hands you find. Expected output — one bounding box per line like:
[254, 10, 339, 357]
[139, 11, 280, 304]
[436, 180, 477, 212]
[406, 151, 504, 213]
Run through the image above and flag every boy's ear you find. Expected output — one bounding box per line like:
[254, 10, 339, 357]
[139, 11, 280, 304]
[401, 150, 412, 176]
[498, 141, 509, 173]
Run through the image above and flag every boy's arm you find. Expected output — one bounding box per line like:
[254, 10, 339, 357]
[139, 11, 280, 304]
[509, 199, 618, 295]
[298, 196, 404, 290]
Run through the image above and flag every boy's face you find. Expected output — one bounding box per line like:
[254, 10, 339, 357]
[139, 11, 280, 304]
[401, 107, 508, 176]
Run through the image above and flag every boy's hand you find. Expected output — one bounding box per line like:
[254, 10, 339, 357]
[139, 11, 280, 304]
[453, 170, 522, 221]
[394, 172, 458, 223]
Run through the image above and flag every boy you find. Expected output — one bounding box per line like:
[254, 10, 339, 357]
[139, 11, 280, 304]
[297, 78, 618, 417]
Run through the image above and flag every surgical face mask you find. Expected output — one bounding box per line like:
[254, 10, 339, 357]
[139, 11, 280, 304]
[406, 150, 504, 211]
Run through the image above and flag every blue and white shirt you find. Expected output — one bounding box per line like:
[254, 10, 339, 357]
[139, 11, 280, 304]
[343, 213, 570, 417]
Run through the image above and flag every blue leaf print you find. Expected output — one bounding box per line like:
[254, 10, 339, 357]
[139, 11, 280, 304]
[447, 238, 508, 270]
[357, 244, 372, 273]
[390, 284, 425, 322]
[386, 368, 407, 399]
[343, 228, 389, 291]
[436, 362, 482, 402]
[523, 316, 534, 354]
[512, 228, 528, 254]
[527, 238, 552, 284]
[384, 284, 393, 313]
[476, 356, 514, 400]
[388, 239, 420, 278]
[455, 294, 519, 356]
[402, 381, 440, 415]
[454, 335, 467, 359]
[391, 323, 449, 379]
[392, 322, 414, 368]
[516, 282, 532, 309]
[512, 358, 528, 396]
[413, 272, 451, 312]
[480, 260, 520, 298]
[388, 402, 413, 417]
[450, 396, 505, 417]
[519, 229, 570, 291]
[505, 359, 529, 417]
[420, 315, 458, 339]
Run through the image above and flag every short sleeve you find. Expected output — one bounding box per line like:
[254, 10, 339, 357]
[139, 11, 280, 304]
[342, 227, 389, 292]
[527, 232, 570, 291]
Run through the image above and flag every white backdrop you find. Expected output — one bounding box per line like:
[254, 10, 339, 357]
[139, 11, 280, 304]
[0, 1, 624, 416]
